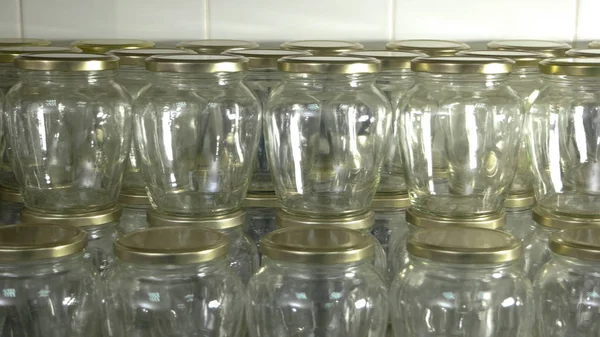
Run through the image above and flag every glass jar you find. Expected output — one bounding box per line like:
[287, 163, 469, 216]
[176, 39, 259, 54]
[0, 223, 101, 336]
[385, 39, 470, 56]
[5, 53, 132, 212]
[0, 185, 22, 224]
[390, 227, 533, 337]
[487, 39, 571, 58]
[399, 56, 523, 218]
[118, 192, 149, 234]
[147, 209, 259, 284]
[280, 40, 363, 55]
[71, 39, 155, 53]
[244, 193, 279, 255]
[566, 48, 600, 57]
[134, 55, 260, 215]
[246, 226, 388, 337]
[504, 194, 536, 242]
[104, 227, 244, 337]
[534, 227, 600, 337]
[265, 56, 391, 215]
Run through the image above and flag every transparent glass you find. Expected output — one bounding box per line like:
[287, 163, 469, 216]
[523, 223, 556, 281]
[5, 70, 132, 212]
[399, 73, 524, 217]
[390, 257, 534, 337]
[83, 222, 118, 278]
[389, 223, 419, 279]
[534, 254, 600, 337]
[505, 207, 535, 242]
[527, 75, 600, 216]
[134, 72, 261, 215]
[0, 253, 101, 337]
[246, 257, 389, 337]
[265, 73, 392, 216]
[104, 257, 244, 337]
[372, 208, 409, 282]
[0, 64, 20, 191]
[0, 199, 21, 224]
[220, 226, 259, 284]
[244, 206, 276, 257]
[118, 205, 149, 234]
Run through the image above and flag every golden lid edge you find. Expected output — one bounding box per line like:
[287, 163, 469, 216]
[118, 190, 150, 206]
[276, 209, 375, 230]
[20, 204, 122, 227]
[0, 46, 80, 63]
[14, 53, 120, 71]
[71, 39, 155, 54]
[0, 186, 23, 203]
[539, 57, 600, 77]
[176, 39, 259, 54]
[456, 50, 548, 68]
[0, 224, 87, 262]
[147, 209, 245, 230]
[385, 39, 470, 56]
[108, 48, 197, 67]
[406, 207, 506, 229]
[532, 205, 600, 229]
[411, 56, 514, 74]
[277, 55, 381, 74]
[371, 193, 411, 210]
[565, 48, 600, 57]
[549, 227, 600, 261]
[0, 38, 52, 47]
[223, 49, 311, 69]
[487, 40, 571, 58]
[145, 54, 249, 73]
[280, 40, 364, 56]
[504, 193, 536, 209]
[343, 50, 427, 71]
[244, 193, 280, 208]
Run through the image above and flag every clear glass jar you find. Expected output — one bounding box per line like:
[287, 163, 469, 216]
[134, 55, 261, 215]
[503, 194, 536, 241]
[0, 223, 101, 336]
[246, 226, 388, 337]
[244, 193, 279, 256]
[534, 227, 600, 337]
[385, 39, 470, 56]
[118, 192, 150, 234]
[5, 53, 132, 212]
[0, 185, 22, 224]
[280, 40, 363, 55]
[176, 39, 259, 54]
[147, 209, 259, 284]
[104, 226, 244, 337]
[399, 57, 523, 218]
[487, 39, 571, 58]
[528, 58, 600, 216]
[71, 39, 155, 54]
[265, 56, 391, 216]
[390, 227, 533, 337]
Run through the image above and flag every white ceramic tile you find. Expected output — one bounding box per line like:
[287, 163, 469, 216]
[208, 0, 391, 42]
[0, 0, 22, 38]
[576, 0, 600, 41]
[21, 0, 206, 40]
[394, 0, 577, 42]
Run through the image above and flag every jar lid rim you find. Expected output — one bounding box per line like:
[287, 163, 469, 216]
[0, 38, 51, 47]
[224, 49, 311, 69]
[344, 50, 426, 70]
[532, 205, 600, 228]
[244, 193, 280, 208]
[550, 227, 600, 261]
[145, 54, 249, 73]
[386, 39, 470, 54]
[176, 39, 259, 54]
[277, 55, 380, 74]
[566, 48, 600, 57]
[147, 209, 246, 230]
[371, 193, 411, 210]
[107, 48, 197, 67]
[406, 208, 506, 229]
[20, 204, 122, 227]
[0, 224, 86, 262]
[411, 56, 514, 74]
[0, 185, 23, 203]
[539, 57, 600, 76]
[275, 209, 374, 230]
[280, 40, 363, 56]
[487, 39, 571, 55]
[14, 52, 119, 71]
[0, 46, 79, 63]
[504, 193, 536, 209]
[71, 39, 155, 53]
[456, 50, 548, 68]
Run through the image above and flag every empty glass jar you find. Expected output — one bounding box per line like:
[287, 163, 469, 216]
[504, 194, 536, 242]
[265, 56, 391, 215]
[399, 56, 523, 218]
[5, 53, 132, 212]
[104, 227, 245, 337]
[487, 39, 571, 57]
[0, 223, 101, 337]
[71, 39, 155, 53]
[390, 227, 533, 337]
[244, 193, 279, 254]
[280, 40, 363, 55]
[385, 39, 470, 56]
[134, 54, 260, 215]
[176, 39, 259, 54]
[118, 192, 149, 234]
[246, 226, 388, 337]
[0, 185, 22, 224]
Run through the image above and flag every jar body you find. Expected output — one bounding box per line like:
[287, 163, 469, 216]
[505, 207, 535, 241]
[265, 73, 392, 215]
[83, 222, 118, 278]
[5, 70, 132, 212]
[399, 73, 524, 217]
[134, 72, 261, 215]
[389, 223, 419, 278]
[523, 224, 555, 280]
[0, 199, 22, 224]
[372, 208, 408, 282]
[246, 258, 389, 337]
[0, 64, 21, 191]
[390, 258, 534, 337]
[244, 206, 276, 255]
[222, 226, 259, 284]
[118, 205, 148, 234]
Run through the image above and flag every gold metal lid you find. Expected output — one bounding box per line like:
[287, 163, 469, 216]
[589, 41, 600, 48]
[145, 54, 248, 73]
[406, 207, 506, 229]
[371, 193, 411, 210]
[115, 227, 229, 264]
[532, 205, 600, 229]
[71, 39, 155, 54]
[0, 38, 51, 47]
[176, 39, 259, 54]
[278, 55, 380, 74]
[14, 53, 119, 71]
[0, 186, 22, 203]
[147, 209, 245, 230]
[0, 46, 80, 63]
[385, 39, 470, 56]
[244, 193, 280, 208]
[261, 226, 375, 264]
[411, 56, 514, 74]
[20, 204, 122, 227]
[223, 49, 311, 69]
[550, 227, 600, 261]
[343, 50, 427, 71]
[539, 57, 600, 76]
[456, 50, 548, 68]
[118, 190, 150, 206]
[0, 224, 86, 262]
[276, 209, 375, 230]
[407, 227, 522, 264]
[504, 193, 536, 209]
[487, 40, 571, 57]
[280, 40, 363, 56]
[565, 49, 600, 57]
[107, 48, 196, 67]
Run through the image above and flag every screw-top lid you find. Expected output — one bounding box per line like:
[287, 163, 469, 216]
[14, 53, 119, 71]
[278, 55, 380, 74]
[456, 50, 548, 68]
[539, 57, 600, 76]
[276, 209, 374, 230]
[406, 208, 506, 229]
[147, 209, 245, 230]
[244, 193, 280, 208]
[589, 41, 600, 49]
[407, 227, 522, 264]
[145, 54, 248, 73]
[280, 40, 363, 56]
[487, 40, 571, 57]
[115, 227, 229, 265]
[0, 38, 51, 47]
[223, 49, 311, 69]
[504, 193, 536, 209]
[71, 39, 155, 53]
[565, 49, 600, 57]
[176, 39, 259, 54]
[0, 224, 86, 262]
[20, 204, 122, 227]
[118, 190, 150, 206]
[0, 186, 23, 203]
[343, 50, 426, 71]
[371, 193, 411, 210]
[385, 39, 470, 56]
[550, 227, 600, 261]
[107, 48, 196, 67]
[0, 46, 80, 63]
[411, 56, 514, 74]
[532, 205, 600, 229]
[261, 226, 375, 264]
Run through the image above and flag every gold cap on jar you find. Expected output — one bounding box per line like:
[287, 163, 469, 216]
[411, 56, 514, 74]
[406, 207, 506, 229]
[456, 50, 548, 68]
[343, 50, 427, 71]
[539, 57, 600, 76]
[118, 190, 150, 206]
[532, 205, 600, 229]
[261, 226, 375, 264]
[278, 55, 380, 74]
[0, 224, 86, 262]
[589, 41, 600, 48]
[224, 49, 311, 69]
[0, 46, 80, 63]
[107, 48, 197, 67]
[385, 39, 470, 56]
[115, 227, 229, 264]
[20, 204, 122, 227]
[147, 209, 245, 230]
[176, 39, 259, 54]
[565, 49, 600, 57]
[145, 54, 248, 73]
[504, 193, 536, 209]
[371, 193, 411, 210]
[487, 40, 571, 57]
[280, 40, 363, 56]
[14, 53, 119, 71]
[244, 193, 280, 208]
[0, 38, 51, 47]
[407, 227, 522, 264]
[0, 186, 23, 203]
[71, 39, 155, 54]
[276, 209, 375, 230]
[550, 227, 600, 261]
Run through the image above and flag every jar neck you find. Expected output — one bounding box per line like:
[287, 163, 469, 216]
[541, 74, 600, 88]
[150, 71, 244, 87]
[282, 72, 377, 88]
[19, 69, 117, 84]
[415, 72, 510, 85]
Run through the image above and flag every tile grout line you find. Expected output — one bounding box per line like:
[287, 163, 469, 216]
[204, 0, 210, 39]
[572, 0, 580, 43]
[17, 0, 24, 38]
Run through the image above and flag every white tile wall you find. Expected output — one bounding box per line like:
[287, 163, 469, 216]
[0, 0, 21, 38]
[576, 0, 600, 41]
